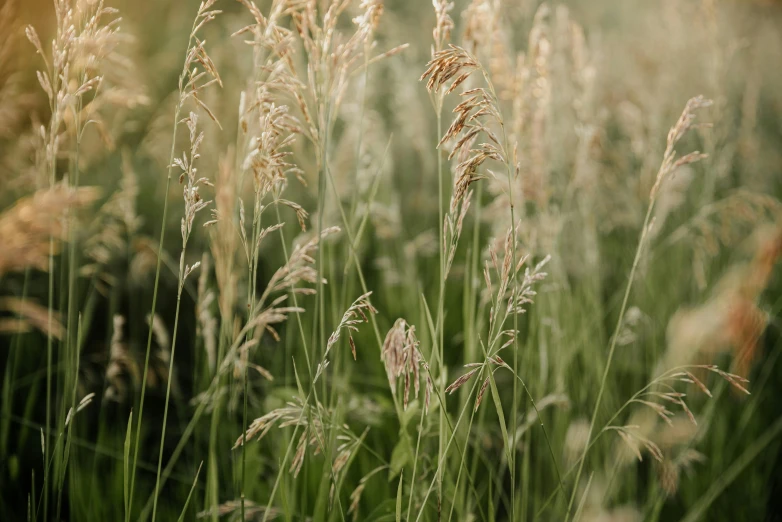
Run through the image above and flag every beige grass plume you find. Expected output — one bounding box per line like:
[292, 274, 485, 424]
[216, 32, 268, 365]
[0, 184, 98, 277]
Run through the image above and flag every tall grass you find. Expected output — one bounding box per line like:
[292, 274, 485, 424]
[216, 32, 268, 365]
[2, 0, 782, 521]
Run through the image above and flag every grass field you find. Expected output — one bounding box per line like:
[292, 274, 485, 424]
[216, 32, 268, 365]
[2, 0, 782, 520]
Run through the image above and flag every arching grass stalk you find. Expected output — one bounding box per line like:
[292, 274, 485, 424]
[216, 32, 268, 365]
[563, 198, 654, 519]
[565, 96, 712, 521]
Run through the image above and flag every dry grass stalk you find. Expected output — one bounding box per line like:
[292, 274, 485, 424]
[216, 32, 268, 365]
[649, 96, 712, 200]
[315, 292, 377, 382]
[482, 225, 550, 332]
[609, 364, 751, 465]
[174, 112, 213, 271]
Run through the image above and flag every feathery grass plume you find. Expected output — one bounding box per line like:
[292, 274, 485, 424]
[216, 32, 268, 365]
[205, 154, 238, 347]
[564, 419, 591, 467]
[422, 44, 511, 282]
[522, 4, 552, 206]
[328, 430, 366, 508]
[663, 225, 782, 381]
[345, 465, 388, 521]
[462, 0, 502, 59]
[602, 364, 750, 470]
[0, 183, 98, 277]
[315, 292, 377, 381]
[649, 95, 712, 200]
[481, 225, 550, 332]
[611, 425, 664, 463]
[258, 226, 341, 302]
[445, 355, 505, 410]
[148, 313, 171, 365]
[234, 392, 365, 506]
[201, 225, 338, 395]
[233, 396, 317, 465]
[27, 4, 119, 506]
[381, 318, 433, 411]
[289, 0, 403, 148]
[26, 0, 125, 185]
[0, 297, 65, 339]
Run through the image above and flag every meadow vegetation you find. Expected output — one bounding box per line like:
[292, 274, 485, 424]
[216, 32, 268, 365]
[2, 0, 782, 520]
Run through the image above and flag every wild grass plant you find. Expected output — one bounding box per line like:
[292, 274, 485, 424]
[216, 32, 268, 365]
[2, 0, 782, 521]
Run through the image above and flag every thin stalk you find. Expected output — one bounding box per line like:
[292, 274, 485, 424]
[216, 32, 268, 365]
[43, 44, 62, 522]
[126, 106, 179, 522]
[137, 312, 271, 522]
[500, 121, 519, 522]
[55, 315, 81, 521]
[405, 402, 427, 522]
[241, 188, 263, 522]
[414, 365, 484, 522]
[151, 246, 188, 522]
[435, 98, 447, 514]
[127, 12, 199, 518]
[446, 380, 481, 522]
[565, 200, 655, 520]
[240, 338, 249, 522]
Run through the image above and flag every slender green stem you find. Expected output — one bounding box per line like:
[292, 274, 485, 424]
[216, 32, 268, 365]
[128, 10, 200, 516]
[406, 403, 427, 522]
[151, 247, 187, 522]
[126, 108, 179, 522]
[55, 315, 81, 521]
[565, 201, 655, 520]
[433, 90, 447, 518]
